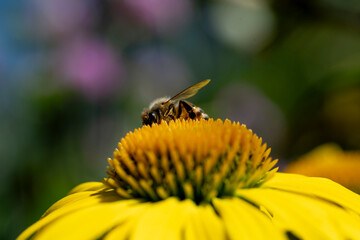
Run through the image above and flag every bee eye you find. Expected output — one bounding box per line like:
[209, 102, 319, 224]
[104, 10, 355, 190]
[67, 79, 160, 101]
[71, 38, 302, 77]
[149, 112, 157, 123]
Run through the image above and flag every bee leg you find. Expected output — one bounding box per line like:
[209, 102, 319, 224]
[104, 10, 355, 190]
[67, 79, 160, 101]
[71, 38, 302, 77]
[179, 100, 196, 119]
[164, 104, 176, 122]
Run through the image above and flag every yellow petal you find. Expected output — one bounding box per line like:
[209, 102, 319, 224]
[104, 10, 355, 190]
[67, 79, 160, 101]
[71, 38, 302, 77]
[17, 191, 121, 240]
[43, 190, 119, 217]
[34, 200, 149, 240]
[197, 205, 226, 240]
[265, 173, 360, 214]
[68, 182, 107, 194]
[213, 198, 285, 240]
[183, 205, 226, 240]
[104, 217, 138, 240]
[183, 218, 197, 240]
[183, 210, 205, 240]
[131, 198, 196, 240]
[239, 187, 360, 239]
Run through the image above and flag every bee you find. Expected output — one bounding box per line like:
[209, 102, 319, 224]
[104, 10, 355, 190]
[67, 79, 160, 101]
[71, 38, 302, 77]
[141, 79, 210, 125]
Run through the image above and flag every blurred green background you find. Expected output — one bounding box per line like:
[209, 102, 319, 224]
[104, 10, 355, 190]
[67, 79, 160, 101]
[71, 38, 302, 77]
[1, 0, 360, 238]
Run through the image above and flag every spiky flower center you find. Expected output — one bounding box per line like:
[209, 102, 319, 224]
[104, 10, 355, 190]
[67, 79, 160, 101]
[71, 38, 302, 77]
[104, 119, 277, 203]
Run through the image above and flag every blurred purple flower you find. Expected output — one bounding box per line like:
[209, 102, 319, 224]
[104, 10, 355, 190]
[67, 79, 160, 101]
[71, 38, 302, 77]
[32, 0, 96, 38]
[56, 37, 124, 100]
[123, 0, 193, 35]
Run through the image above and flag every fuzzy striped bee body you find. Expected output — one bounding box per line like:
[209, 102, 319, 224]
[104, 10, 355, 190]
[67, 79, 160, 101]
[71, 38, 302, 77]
[141, 80, 210, 125]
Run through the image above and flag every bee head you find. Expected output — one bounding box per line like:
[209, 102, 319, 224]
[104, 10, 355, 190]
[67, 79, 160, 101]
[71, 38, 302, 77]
[141, 109, 159, 126]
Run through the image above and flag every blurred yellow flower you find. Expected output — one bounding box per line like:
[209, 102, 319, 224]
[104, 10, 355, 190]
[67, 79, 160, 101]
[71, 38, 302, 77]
[18, 120, 360, 240]
[285, 143, 360, 193]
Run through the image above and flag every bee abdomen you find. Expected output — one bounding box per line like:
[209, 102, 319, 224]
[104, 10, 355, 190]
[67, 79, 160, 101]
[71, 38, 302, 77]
[178, 100, 209, 121]
[193, 106, 209, 120]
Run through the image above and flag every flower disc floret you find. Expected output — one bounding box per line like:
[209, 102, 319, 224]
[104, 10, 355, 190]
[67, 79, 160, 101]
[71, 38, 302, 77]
[104, 119, 278, 203]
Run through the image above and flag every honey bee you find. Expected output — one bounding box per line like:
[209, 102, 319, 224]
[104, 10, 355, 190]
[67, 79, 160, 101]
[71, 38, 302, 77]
[141, 79, 210, 125]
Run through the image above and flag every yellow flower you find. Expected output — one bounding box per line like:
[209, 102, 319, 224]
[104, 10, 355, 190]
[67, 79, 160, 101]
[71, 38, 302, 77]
[18, 119, 360, 240]
[285, 143, 360, 193]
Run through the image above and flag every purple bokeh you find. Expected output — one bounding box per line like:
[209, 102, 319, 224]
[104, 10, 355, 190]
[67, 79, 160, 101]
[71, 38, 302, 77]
[32, 0, 96, 38]
[56, 36, 124, 100]
[122, 0, 193, 35]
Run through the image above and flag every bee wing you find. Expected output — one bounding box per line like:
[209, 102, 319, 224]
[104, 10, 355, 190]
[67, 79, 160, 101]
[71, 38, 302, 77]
[167, 79, 210, 102]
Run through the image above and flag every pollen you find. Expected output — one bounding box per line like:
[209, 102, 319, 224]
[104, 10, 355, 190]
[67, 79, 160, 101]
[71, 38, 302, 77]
[104, 119, 278, 203]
